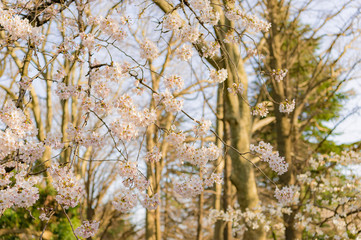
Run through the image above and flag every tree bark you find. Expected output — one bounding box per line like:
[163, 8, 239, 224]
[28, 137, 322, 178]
[265, 0, 302, 239]
[216, 3, 265, 239]
[214, 83, 226, 240]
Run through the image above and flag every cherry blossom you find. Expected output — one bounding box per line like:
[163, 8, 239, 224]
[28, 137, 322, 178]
[210, 69, 228, 83]
[74, 220, 99, 239]
[252, 102, 269, 117]
[49, 164, 84, 209]
[279, 99, 296, 114]
[140, 39, 159, 60]
[271, 69, 288, 82]
[250, 141, 288, 175]
[112, 188, 138, 212]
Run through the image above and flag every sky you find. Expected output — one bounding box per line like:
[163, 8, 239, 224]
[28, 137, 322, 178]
[312, 0, 361, 145]
[280, 0, 361, 146]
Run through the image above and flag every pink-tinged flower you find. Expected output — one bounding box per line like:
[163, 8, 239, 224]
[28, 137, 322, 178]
[140, 39, 159, 60]
[112, 188, 137, 212]
[75, 220, 99, 239]
[141, 193, 160, 210]
[49, 163, 84, 209]
[250, 141, 288, 175]
[210, 69, 228, 83]
[279, 99, 295, 114]
[274, 186, 299, 205]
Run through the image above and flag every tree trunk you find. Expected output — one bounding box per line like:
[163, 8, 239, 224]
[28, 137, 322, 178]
[223, 61, 265, 240]
[223, 136, 233, 240]
[197, 175, 204, 240]
[211, 1, 266, 239]
[145, 103, 161, 240]
[214, 83, 227, 240]
[265, 0, 303, 238]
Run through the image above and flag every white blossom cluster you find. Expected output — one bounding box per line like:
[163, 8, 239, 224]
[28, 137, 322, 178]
[0, 101, 37, 138]
[109, 93, 157, 142]
[0, 164, 40, 214]
[223, 30, 240, 44]
[0, 128, 29, 161]
[193, 118, 212, 137]
[153, 90, 184, 113]
[163, 13, 182, 31]
[75, 220, 99, 239]
[39, 213, 50, 222]
[162, 11, 200, 43]
[225, 7, 271, 32]
[66, 123, 104, 147]
[57, 37, 79, 60]
[91, 62, 129, 83]
[209, 206, 270, 238]
[140, 39, 159, 60]
[227, 82, 244, 96]
[55, 82, 83, 100]
[163, 124, 223, 197]
[88, 16, 127, 42]
[164, 75, 184, 92]
[0, 6, 42, 43]
[110, 121, 138, 142]
[176, 44, 193, 61]
[173, 175, 222, 198]
[117, 161, 138, 178]
[114, 94, 157, 127]
[144, 146, 162, 163]
[177, 143, 221, 167]
[274, 186, 299, 206]
[49, 163, 84, 209]
[80, 32, 96, 51]
[0, 101, 44, 214]
[251, 102, 269, 118]
[112, 188, 138, 212]
[165, 130, 186, 146]
[250, 141, 288, 175]
[189, 0, 220, 25]
[0, 166, 12, 187]
[173, 175, 204, 198]
[179, 24, 200, 43]
[292, 151, 361, 238]
[210, 68, 228, 83]
[202, 41, 220, 58]
[141, 193, 160, 210]
[18, 141, 46, 164]
[203, 173, 223, 187]
[114, 160, 155, 209]
[271, 69, 288, 82]
[279, 99, 296, 114]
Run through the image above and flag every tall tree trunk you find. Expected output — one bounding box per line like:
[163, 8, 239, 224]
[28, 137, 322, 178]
[266, 0, 302, 238]
[216, 6, 265, 240]
[145, 94, 161, 240]
[222, 58, 265, 240]
[214, 82, 227, 240]
[211, 1, 265, 239]
[223, 129, 233, 240]
[61, 60, 71, 163]
[274, 111, 300, 240]
[145, 65, 165, 240]
[197, 174, 204, 240]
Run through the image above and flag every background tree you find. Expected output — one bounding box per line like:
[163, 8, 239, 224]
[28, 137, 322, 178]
[257, 0, 361, 239]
